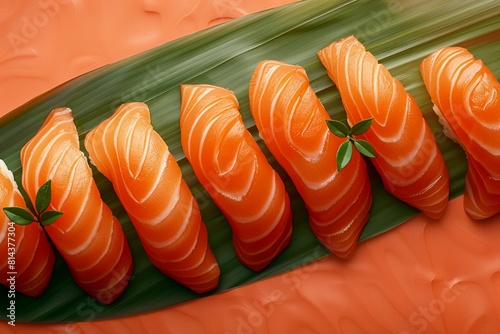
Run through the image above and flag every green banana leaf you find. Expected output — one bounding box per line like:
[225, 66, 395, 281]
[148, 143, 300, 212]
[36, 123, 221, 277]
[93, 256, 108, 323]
[1, 0, 499, 323]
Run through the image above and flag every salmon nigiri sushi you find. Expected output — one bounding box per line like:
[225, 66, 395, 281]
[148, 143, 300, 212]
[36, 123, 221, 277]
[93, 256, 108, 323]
[249, 60, 372, 259]
[21, 108, 133, 304]
[420, 46, 500, 220]
[180, 84, 292, 272]
[318, 35, 450, 219]
[1, 160, 55, 297]
[85, 102, 220, 293]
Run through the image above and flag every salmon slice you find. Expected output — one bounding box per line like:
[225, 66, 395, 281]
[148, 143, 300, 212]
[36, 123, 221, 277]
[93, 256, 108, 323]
[420, 46, 500, 219]
[0, 159, 55, 297]
[248, 60, 372, 259]
[180, 84, 292, 271]
[318, 35, 450, 219]
[85, 102, 220, 293]
[20, 108, 133, 304]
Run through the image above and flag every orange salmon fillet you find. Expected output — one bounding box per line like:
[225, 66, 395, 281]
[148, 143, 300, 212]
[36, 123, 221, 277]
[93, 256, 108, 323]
[318, 35, 450, 219]
[420, 46, 500, 220]
[249, 60, 372, 259]
[85, 102, 220, 293]
[180, 84, 292, 272]
[1, 159, 55, 297]
[21, 108, 133, 304]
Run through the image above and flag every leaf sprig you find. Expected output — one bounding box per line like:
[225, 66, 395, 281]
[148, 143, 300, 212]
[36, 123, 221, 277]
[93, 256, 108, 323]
[3, 179, 63, 226]
[326, 118, 376, 171]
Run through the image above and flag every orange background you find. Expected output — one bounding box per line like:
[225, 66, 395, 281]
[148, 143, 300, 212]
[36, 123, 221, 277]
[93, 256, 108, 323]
[2, 1, 500, 333]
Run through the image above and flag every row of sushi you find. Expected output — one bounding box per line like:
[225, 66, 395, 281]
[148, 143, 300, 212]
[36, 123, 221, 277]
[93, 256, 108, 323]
[1, 35, 499, 303]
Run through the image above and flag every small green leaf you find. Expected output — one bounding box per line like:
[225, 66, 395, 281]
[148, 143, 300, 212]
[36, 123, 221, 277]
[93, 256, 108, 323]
[36, 179, 52, 214]
[19, 187, 36, 216]
[336, 140, 353, 171]
[354, 139, 377, 158]
[326, 119, 349, 138]
[3, 207, 36, 225]
[40, 210, 63, 226]
[350, 118, 374, 135]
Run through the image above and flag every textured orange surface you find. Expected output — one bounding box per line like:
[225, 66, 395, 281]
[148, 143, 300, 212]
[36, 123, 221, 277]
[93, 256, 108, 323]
[2, 1, 500, 333]
[5, 197, 500, 333]
[0, 0, 293, 116]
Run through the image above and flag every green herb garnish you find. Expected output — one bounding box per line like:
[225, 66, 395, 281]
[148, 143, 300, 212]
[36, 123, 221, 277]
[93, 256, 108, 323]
[3, 179, 63, 226]
[326, 118, 376, 171]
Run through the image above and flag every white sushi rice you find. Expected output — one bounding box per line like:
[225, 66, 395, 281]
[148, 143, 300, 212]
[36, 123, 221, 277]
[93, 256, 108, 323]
[0, 159, 18, 190]
[432, 104, 462, 147]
